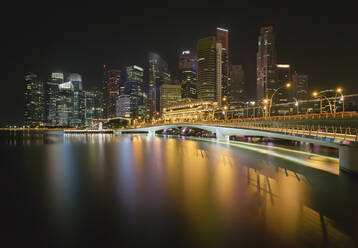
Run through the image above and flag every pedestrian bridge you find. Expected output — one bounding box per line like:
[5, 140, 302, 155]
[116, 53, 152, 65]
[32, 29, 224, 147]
[117, 122, 358, 175]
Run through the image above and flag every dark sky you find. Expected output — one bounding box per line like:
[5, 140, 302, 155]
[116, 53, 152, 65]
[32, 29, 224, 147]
[1, 1, 357, 126]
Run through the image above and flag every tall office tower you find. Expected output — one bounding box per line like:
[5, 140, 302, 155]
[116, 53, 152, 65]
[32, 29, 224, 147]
[148, 52, 171, 115]
[45, 72, 64, 126]
[230, 65, 245, 109]
[216, 27, 230, 104]
[103, 65, 121, 118]
[159, 84, 182, 112]
[256, 26, 277, 101]
[24, 73, 45, 126]
[276, 64, 292, 104]
[292, 72, 309, 100]
[197, 36, 218, 103]
[116, 95, 131, 118]
[67, 73, 85, 126]
[179, 50, 197, 99]
[56, 81, 74, 126]
[84, 89, 104, 126]
[120, 65, 145, 118]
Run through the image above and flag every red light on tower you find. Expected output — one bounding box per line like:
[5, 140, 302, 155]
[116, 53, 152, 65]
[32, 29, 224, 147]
[103, 64, 106, 69]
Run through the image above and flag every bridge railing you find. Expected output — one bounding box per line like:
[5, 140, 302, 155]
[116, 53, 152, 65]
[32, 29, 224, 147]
[128, 120, 358, 142]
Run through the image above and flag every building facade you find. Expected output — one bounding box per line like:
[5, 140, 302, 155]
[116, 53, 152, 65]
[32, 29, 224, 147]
[148, 53, 171, 115]
[256, 26, 277, 101]
[159, 84, 182, 112]
[230, 65, 245, 109]
[179, 50, 197, 99]
[197, 36, 218, 103]
[103, 65, 121, 118]
[116, 95, 131, 118]
[24, 73, 45, 126]
[293, 72, 309, 100]
[85, 89, 103, 126]
[45, 72, 64, 126]
[216, 27, 230, 105]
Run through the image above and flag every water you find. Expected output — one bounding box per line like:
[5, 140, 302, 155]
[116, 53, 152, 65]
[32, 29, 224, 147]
[1, 131, 357, 247]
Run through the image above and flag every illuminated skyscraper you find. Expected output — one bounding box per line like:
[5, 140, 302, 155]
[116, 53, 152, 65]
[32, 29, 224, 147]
[84, 89, 103, 126]
[24, 73, 45, 126]
[197, 36, 218, 103]
[293, 72, 309, 100]
[179, 50, 197, 99]
[45, 72, 63, 126]
[276, 64, 291, 104]
[103, 65, 121, 118]
[120, 65, 145, 117]
[216, 27, 230, 103]
[256, 26, 277, 100]
[56, 81, 74, 126]
[160, 84, 181, 112]
[230, 65, 245, 109]
[67, 73, 85, 126]
[148, 52, 171, 115]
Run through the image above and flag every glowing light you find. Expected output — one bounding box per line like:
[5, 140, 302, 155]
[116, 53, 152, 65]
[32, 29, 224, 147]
[217, 27, 228, 32]
[286, 83, 291, 88]
[277, 64, 290, 68]
[133, 65, 144, 71]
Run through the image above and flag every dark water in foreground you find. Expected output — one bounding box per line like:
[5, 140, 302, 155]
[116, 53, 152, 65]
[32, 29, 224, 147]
[1, 131, 358, 247]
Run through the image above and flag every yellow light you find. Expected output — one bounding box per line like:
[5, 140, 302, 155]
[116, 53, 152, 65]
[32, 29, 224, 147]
[312, 91, 318, 97]
[286, 83, 291, 88]
[263, 99, 268, 104]
[336, 88, 342, 93]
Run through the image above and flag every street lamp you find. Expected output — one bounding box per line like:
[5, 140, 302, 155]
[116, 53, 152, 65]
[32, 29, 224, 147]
[263, 99, 269, 118]
[268, 83, 291, 117]
[312, 91, 333, 114]
[293, 97, 299, 114]
[333, 88, 344, 117]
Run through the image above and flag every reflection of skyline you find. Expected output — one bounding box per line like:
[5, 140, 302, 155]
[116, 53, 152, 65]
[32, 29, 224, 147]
[9, 133, 357, 247]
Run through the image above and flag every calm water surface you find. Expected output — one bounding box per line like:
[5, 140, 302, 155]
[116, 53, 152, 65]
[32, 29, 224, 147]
[1, 131, 358, 247]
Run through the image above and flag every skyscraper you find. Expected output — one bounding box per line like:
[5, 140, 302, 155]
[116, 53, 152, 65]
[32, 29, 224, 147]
[103, 65, 121, 118]
[293, 72, 309, 100]
[230, 65, 245, 109]
[256, 26, 277, 101]
[56, 81, 74, 126]
[276, 64, 291, 104]
[45, 72, 63, 126]
[216, 27, 230, 103]
[197, 36, 218, 103]
[24, 73, 45, 126]
[159, 84, 182, 112]
[67, 73, 85, 126]
[179, 50, 197, 99]
[121, 65, 145, 118]
[148, 53, 171, 115]
[85, 89, 103, 126]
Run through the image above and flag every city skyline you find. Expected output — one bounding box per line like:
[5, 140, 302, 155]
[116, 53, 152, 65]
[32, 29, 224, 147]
[3, 2, 358, 125]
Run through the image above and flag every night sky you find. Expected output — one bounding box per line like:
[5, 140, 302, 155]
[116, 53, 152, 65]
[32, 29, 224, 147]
[2, 1, 357, 126]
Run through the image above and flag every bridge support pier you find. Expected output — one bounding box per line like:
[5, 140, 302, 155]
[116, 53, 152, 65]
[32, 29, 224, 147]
[339, 145, 358, 174]
[216, 129, 229, 141]
[148, 130, 155, 136]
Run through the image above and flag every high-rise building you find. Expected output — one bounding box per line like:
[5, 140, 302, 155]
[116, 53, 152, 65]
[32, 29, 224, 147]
[256, 26, 277, 101]
[148, 53, 171, 115]
[197, 36, 218, 103]
[45, 72, 63, 126]
[216, 27, 230, 104]
[103, 65, 121, 118]
[230, 65, 245, 109]
[159, 84, 182, 112]
[67, 73, 85, 126]
[179, 50, 197, 99]
[84, 89, 103, 126]
[293, 72, 309, 100]
[276, 64, 292, 104]
[116, 95, 131, 118]
[56, 81, 74, 126]
[121, 65, 145, 118]
[24, 73, 45, 126]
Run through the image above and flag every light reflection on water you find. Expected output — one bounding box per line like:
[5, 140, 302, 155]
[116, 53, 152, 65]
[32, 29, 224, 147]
[1, 132, 357, 247]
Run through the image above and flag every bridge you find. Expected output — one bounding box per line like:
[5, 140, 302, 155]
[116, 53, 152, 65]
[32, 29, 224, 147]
[117, 121, 358, 175]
